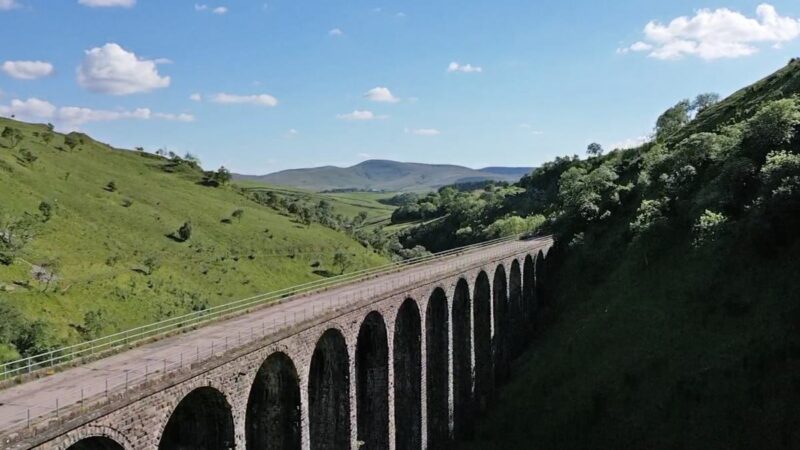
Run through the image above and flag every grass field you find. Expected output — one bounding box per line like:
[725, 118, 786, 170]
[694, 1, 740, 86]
[0, 118, 388, 359]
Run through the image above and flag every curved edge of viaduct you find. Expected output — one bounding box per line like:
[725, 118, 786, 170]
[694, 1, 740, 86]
[31, 243, 551, 450]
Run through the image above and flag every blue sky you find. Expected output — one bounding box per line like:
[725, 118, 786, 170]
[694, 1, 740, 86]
[2, 0, 800, 174]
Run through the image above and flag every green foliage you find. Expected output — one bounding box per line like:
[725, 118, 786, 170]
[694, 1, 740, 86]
[176, 221, 192, 242]
[586, 142, 604, 157]
[2, 127, 23, 148]
[78, 309, 106, 340]
[691, 92, 720, 113]
[655, 99, 691, 141]
[17, 148, 38, 166]
[629, 198, 668, 237]
[742, 98, 800, 158]
[38, 200, 54, 222]
[231, 208, 245, 221]
[333, 250, 354, 274]
[105, 180, 117, 192]
[484, 215, 545, 238]
[0, 211, 34, 265]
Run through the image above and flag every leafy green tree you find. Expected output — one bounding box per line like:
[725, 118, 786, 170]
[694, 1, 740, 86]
[41, 132, 54, 145]
[586, 142, 604, 157]
[64, 134, 80, 150]
[2, 127, 23, 148]
[232, 209, 245, 221]
[333, 250, 354, 274]
[105, 180, 117, 192]
[0, 212, 34, 265]
[655, 99, 691, 141]
[743, 98, 800, 159]
[38, 201, 54, 222]
[79, 310, 106, 340]
[184, 152, 201, 165]
[17, 148, 37, 166]
[691, 92, 720, 113]
[692, 210, 727, 247]
[176, 221, 192, 242]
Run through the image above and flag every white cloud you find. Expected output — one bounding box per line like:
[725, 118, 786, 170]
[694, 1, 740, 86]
[0, 0, 21, 10]
[153, 112, 195, 122]
[189, 93, 202, 102]
[620, 4, 800, 60]
[405, 127, 440, 136]
[211, 92, 278, 106]
[0, 98, 56, 119]
[329, 28, 343, 36]
[0, 97, 194, 129]
[287, 128, 298, 136]
[195, 3, 226, 13]
[447, 61, 482, 73]
[358, 152, 372, 158]
[337, 110, 386, 121]
[609, 136, 649, 150]
[364, 86, 399, 103]
[77, 43, 170, 95]
[2, 60, 54, 80]
[78, 0, 135, 8]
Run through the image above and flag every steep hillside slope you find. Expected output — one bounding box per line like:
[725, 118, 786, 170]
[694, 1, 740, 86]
[236, 159, 531, 192]
[441, 60, 800, 449]
[0, 118, 386, 362]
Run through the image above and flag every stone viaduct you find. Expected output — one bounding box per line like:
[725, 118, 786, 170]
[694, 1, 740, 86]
[4, 237, 551, 450]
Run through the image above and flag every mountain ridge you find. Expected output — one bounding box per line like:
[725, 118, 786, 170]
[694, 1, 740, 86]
[235, 159, 533, 192]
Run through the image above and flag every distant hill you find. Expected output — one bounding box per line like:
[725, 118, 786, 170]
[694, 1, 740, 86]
[235, 160, 533, 192]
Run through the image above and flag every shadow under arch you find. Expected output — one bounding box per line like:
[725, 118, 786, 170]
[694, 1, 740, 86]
[246, 351, 301, 450]
[452, 277, 474, 440]
[492, 263, 510, 385]
[356, 311, 390, 449]
[426, 287, 450, 448]
[394, 298, 422, 450]
[473, 271, 492, 413]
[523, 253, 536, 333]
[309, 328, 350, 450]
[509, 259, 523, 359]
[67, 437, 125, 450]
[158, 386, 235, 450]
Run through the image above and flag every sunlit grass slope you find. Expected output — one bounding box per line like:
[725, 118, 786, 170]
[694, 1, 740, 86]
[0, 117, 387, 355]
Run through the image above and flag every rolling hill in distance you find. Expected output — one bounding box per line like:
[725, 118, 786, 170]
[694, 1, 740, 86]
[235, 159, 533, 192]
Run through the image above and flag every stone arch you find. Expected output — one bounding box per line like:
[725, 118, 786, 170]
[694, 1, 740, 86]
[452, 277, 474, 440]
[509, 259, 523, 359]
[308, 328, 350, 450]
[158, 386, 235, 450]
[245, 351, 301, 450]
[356, 311, 390, 449]
[472, 271, 492, 413]
[523, 254, 536, 331]
[394, 298, 422, 450]
[425, 287, 450, 448]
[536, 250, 547, 310]
[66, 437, 125, 450]
[492, 264, 510, 385]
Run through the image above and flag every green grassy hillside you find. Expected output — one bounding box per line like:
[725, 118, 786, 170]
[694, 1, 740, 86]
[443, 60, 800, 449]
[236, 159, 531, 192]
[0, 118, 387, 362]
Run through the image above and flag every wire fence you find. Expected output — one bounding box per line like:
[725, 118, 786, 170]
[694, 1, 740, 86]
[0, 234, 551, 441]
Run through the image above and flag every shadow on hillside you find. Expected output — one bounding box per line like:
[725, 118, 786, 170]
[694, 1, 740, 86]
[313, 269, 336, 278]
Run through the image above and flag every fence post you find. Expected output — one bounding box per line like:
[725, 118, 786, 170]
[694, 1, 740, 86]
[56, 398, 59, 418]
[81, 388, 84, 412]
[105, 377, 108, 399]
[125, 371, 129, 394]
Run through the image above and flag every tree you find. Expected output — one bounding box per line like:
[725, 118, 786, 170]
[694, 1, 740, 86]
[17, 148, 37, 166]
[134, 146, 144, 152]
[2, 127, 23, 148]
[333, 250, 354, 274]
[38, 201, 54, 222]
[232, 209, 245, 221]
[586, 142, 604, 157]
[64, 134, 81, 150]
[105, 181, 117, 192]
[176, 221, 192, 242]
[655, 99, 691, 141]
[41, 132, 54, 145]
[184, 152, 201, 166]
[691, 93, 720, 114]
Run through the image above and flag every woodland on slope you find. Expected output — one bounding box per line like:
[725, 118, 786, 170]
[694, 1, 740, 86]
[396, 60, 800, 449]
